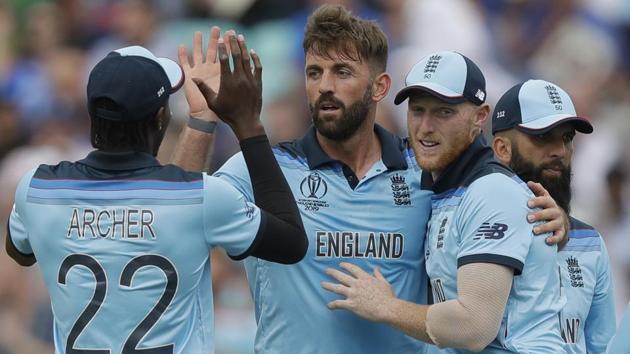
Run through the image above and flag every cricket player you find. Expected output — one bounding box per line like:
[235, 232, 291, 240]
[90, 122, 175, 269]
[322, 52, 566, 353]
[180, 6, 569, 353]
[5, 35, 307, 353]
[491, 79, 616, 354]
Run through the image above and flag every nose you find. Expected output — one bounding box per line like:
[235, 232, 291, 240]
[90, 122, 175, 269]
[417, 114, 435, 134]
[548, 139, 568, 159]
[318, 71, 335, 95]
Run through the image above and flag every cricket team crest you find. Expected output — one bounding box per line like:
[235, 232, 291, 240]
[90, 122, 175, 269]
[423, 55, 441, 79]
[566, 256, 584, 288]
[545, 84, 563, 110]
[390, 174, 411, 206]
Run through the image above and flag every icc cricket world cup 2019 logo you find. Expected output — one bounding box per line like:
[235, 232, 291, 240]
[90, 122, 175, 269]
[300, 172, 328, 199]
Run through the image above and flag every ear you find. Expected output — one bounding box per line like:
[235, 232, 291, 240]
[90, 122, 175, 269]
[371, 72, 391, 103]
[492, 134, 512, 165]
[155, 106, 166, 130]
[473, 103, 491, 128]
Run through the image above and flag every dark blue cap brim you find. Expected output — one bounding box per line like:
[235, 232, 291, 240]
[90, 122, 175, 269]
[394, 85, 468, 105]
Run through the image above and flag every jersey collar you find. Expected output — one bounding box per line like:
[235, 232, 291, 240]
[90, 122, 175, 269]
[78, 150, 162, 171]
[421, 134, 496, 194]
[299, 124, 408, 171]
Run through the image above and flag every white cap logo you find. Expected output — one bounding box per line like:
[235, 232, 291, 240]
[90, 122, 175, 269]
[157, 86, 165, 97]
[475, 89, 485, 101]
[496, 111, 505, 119]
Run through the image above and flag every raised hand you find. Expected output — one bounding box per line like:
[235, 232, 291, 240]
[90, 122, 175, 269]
[178, 27, 221, 120]
[193, 30, 263, 140]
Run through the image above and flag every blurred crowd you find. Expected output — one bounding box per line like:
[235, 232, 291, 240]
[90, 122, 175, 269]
[1, 0, 629, 353]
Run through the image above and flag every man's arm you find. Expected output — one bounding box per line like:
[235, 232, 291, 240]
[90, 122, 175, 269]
[322, 262, 512, 351]
[194, 31, 306, 263]
[5, 223, 35, 267]
[5, 170, 37, 267]
[171, 28, 221, 171]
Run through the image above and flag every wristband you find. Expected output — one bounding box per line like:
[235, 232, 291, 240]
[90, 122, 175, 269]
[188, 116, 217, 134]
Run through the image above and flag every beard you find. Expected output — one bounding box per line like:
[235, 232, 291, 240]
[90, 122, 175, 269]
[310, 86, 372, 141]
[509, 144, 572, 214]
[411, 118, 475, 174]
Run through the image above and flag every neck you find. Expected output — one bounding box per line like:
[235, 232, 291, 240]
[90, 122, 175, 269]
[316, 119, 381, 179]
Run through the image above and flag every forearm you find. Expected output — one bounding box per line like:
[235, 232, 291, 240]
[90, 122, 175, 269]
[171, 125, 215, 172]
[426, 263, 513, 351]
[239, 134, 307, 262]
[381, 298, 433, 343]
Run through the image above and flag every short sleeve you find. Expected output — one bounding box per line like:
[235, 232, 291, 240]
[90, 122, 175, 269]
[213, 152, 255, 203]
[584, 238, 616, 353]
[455, 174, 543, 275]
[7, 168, 37, 256]
[202, 173, 262, 257]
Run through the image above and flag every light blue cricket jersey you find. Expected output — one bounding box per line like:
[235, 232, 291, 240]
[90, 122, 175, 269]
[215, 125, 432, 354]
[558, 217, 616, 354]
[607, 302, 630, 354]
[7, 151, 263, 354]
[423, 135, 565, 354]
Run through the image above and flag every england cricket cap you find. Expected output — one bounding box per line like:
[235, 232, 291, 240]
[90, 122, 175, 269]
[491, 79, 593, 135]
[394, 51, 487, 106]
[87, 45, 184, 122]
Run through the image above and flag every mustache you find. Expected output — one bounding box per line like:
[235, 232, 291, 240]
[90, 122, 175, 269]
[540, 159, 567, 171]
[313, 93, 345, 110]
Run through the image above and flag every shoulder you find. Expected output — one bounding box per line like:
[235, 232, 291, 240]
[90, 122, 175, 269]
[274, 140, 309, 168]
[150, 164, 203, 182]
[565, 216, 603, 250]
[465, 171, 531, 201]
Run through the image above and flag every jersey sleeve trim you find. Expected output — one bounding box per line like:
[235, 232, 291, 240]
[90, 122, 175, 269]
[228, 211, 267, 261]
[458, 253, 523, 275]
[5, 221, 36, 266]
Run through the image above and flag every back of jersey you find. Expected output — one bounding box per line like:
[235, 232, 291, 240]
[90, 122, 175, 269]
[7, 154, 261, 354]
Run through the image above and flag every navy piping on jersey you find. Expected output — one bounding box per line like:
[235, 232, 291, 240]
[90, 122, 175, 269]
[6, 221, 35, 259]
[276, 124, 408, 189]
[458, 253, 525, 275]
[34, 150, 203, 182]
[79, 150, 162, 170]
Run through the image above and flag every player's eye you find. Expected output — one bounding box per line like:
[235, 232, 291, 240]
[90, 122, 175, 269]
[306, 70, 321, 80]
[337, 69, 352, 78]
[436, 108, 454, 118]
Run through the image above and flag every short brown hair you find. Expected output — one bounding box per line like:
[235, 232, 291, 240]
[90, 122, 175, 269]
[303, 4, 388, 73]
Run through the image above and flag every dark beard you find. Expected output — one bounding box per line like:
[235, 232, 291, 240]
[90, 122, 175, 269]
[509, 145, 572, 214]
[310, 87, 372, 141]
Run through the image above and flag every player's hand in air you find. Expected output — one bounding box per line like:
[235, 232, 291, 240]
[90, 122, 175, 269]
[193, 30, 263, 140]
[526, 181, 569, 247]
[178, 27, 221, 122]
[321, 263, 394, 322]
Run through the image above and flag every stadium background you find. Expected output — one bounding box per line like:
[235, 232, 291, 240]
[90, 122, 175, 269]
[0, 0, 629, 352]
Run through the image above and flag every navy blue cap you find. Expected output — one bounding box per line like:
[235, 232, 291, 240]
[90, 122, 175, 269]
[87, 46, 184, 122]
[394, 51, 486, 106]
[492, 79, 593, 135]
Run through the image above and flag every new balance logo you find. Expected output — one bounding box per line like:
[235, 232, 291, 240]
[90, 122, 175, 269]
[424, 55, 442, 74]
[473, 222, 508, 240]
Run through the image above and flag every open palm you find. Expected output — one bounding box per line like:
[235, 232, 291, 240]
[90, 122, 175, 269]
[178, 27, 221, 118]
